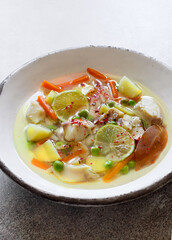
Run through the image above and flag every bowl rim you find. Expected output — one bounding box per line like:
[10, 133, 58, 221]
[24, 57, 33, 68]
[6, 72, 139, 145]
[0, 45, 172, 206]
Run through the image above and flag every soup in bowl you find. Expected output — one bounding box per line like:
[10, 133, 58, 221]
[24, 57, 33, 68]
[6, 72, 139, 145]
[0, 47, 172, 205]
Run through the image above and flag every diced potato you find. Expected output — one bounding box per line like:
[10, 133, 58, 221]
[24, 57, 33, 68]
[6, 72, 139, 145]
[26, 124, 52, 141]
[115, 104, 135, 116]
[99, 104, 110, 115]
[119, 76, 142, 98]
[33, 140, 61, 162]
[45, 90, 57, 105]
[86, 156, 108, 173]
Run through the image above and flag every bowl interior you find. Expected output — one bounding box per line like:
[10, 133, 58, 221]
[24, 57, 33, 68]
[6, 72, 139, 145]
[0, 46, 172, 205]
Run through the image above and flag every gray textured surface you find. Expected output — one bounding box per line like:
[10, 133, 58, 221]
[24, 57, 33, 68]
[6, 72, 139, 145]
[0, 171, 172, 240]
[0, 0, 172, 239]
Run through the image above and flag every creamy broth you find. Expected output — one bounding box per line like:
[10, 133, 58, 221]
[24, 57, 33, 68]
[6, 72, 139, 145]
[13, 72, 172, 189]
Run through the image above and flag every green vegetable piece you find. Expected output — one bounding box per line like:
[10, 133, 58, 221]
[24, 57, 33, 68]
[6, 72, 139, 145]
[91, 146, 101, 156]
[47, 125, 57, 130]
[141, 119, 149, 129]
[53, 160, 64, 172]
[78, 109, 89, 119]
[45, 90, 57, 105]
[109, 121, 117, 125]
[87, 114, 93, 121]
[128, 100, 136, 106]
[120, 165, 129, 174]
[121, 99, 129, 105]
[128, 160, 136, 169]
[72, 116, 81, 120]
[56, 141, 64, 149]
[104, 160, 114, 170]
[99, 104, 110, 114]
[108, 101, 115, 108]
[26, 141, 36, 150]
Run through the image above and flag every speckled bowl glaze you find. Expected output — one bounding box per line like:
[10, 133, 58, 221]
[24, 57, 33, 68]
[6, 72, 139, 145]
[0, 46, 172, 206]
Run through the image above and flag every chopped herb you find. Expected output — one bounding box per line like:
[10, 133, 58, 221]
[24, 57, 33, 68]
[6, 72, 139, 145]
[47, 125, 57, 130]
[109, 121, 117, 125]
[72, 116, 80, 120]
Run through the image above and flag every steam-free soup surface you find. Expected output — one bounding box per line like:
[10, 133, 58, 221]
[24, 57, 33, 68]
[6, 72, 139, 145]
[14, 68, 170, 189]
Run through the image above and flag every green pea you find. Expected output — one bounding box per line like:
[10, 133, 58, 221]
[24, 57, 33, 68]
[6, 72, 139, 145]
[47, 125, 57, 130]
[91, 146, 101, 156]
[128, 160, 136, 169]
[120, 165, 129, 174]
[78, 109, 89, 119]
[108, 101, 115, 108]
[109, 121, 117, 125]
[53, 160, 64, 172]
[56, 141, 64, 149]
[121, 99, 129, 105]
[72, 116, 80, 120]
[128, 100, 136, 106]
[104, 160, 114, 170]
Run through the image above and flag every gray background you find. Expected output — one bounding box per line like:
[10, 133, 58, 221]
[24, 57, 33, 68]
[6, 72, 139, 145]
[0, 0, 172, 239]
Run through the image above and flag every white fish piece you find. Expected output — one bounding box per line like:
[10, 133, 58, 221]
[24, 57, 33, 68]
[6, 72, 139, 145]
[26, 101, 45, 124]
[134, 96, 162, 125]
[62, 119, 94, 142]
[117, 114, 144, 140]
[52, 164, 99, 183]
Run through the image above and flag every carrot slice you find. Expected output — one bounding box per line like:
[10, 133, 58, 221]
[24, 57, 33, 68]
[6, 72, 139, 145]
[37, 96, 57, 121]
[108, 80, 118, 98]
[62, 149, 85, 162]
[87, 68, 109, 81]
[55, 75, 90, 88]
[103, 153, 134, 183]
[31, 158, 51, 170]
[41, 80, 63, 92]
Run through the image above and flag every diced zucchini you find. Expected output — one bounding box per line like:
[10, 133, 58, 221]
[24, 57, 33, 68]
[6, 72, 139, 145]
[45, 90, 57, 105]
[115, 104, 135, 116]
[86, 156, 108, 173]
[33, 140, 61, 162]
[119, 76, 142, 98]
[26, 124, 52, 141]
[99, 104, 110, 115]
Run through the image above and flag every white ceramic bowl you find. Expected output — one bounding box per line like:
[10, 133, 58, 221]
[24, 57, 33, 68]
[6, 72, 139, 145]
[0, 46, 172, 206]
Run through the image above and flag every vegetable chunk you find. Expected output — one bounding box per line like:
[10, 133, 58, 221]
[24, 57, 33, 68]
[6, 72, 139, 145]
[119, 76, 142, 98]
[33, 140, 61, 162]
[26, 124, 52, 141]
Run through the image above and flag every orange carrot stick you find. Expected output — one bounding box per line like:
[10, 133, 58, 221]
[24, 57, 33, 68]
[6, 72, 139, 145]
[41, 80, 63, 92]
[103, 153, 134, 183]
[108, 80, 118, 98]
[31, 158, 51, 170]
[37, 96, 57, 121]
[62, 149, 85, 162]
[55, 75, 90, 88]
[87, 68, 109, 81]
